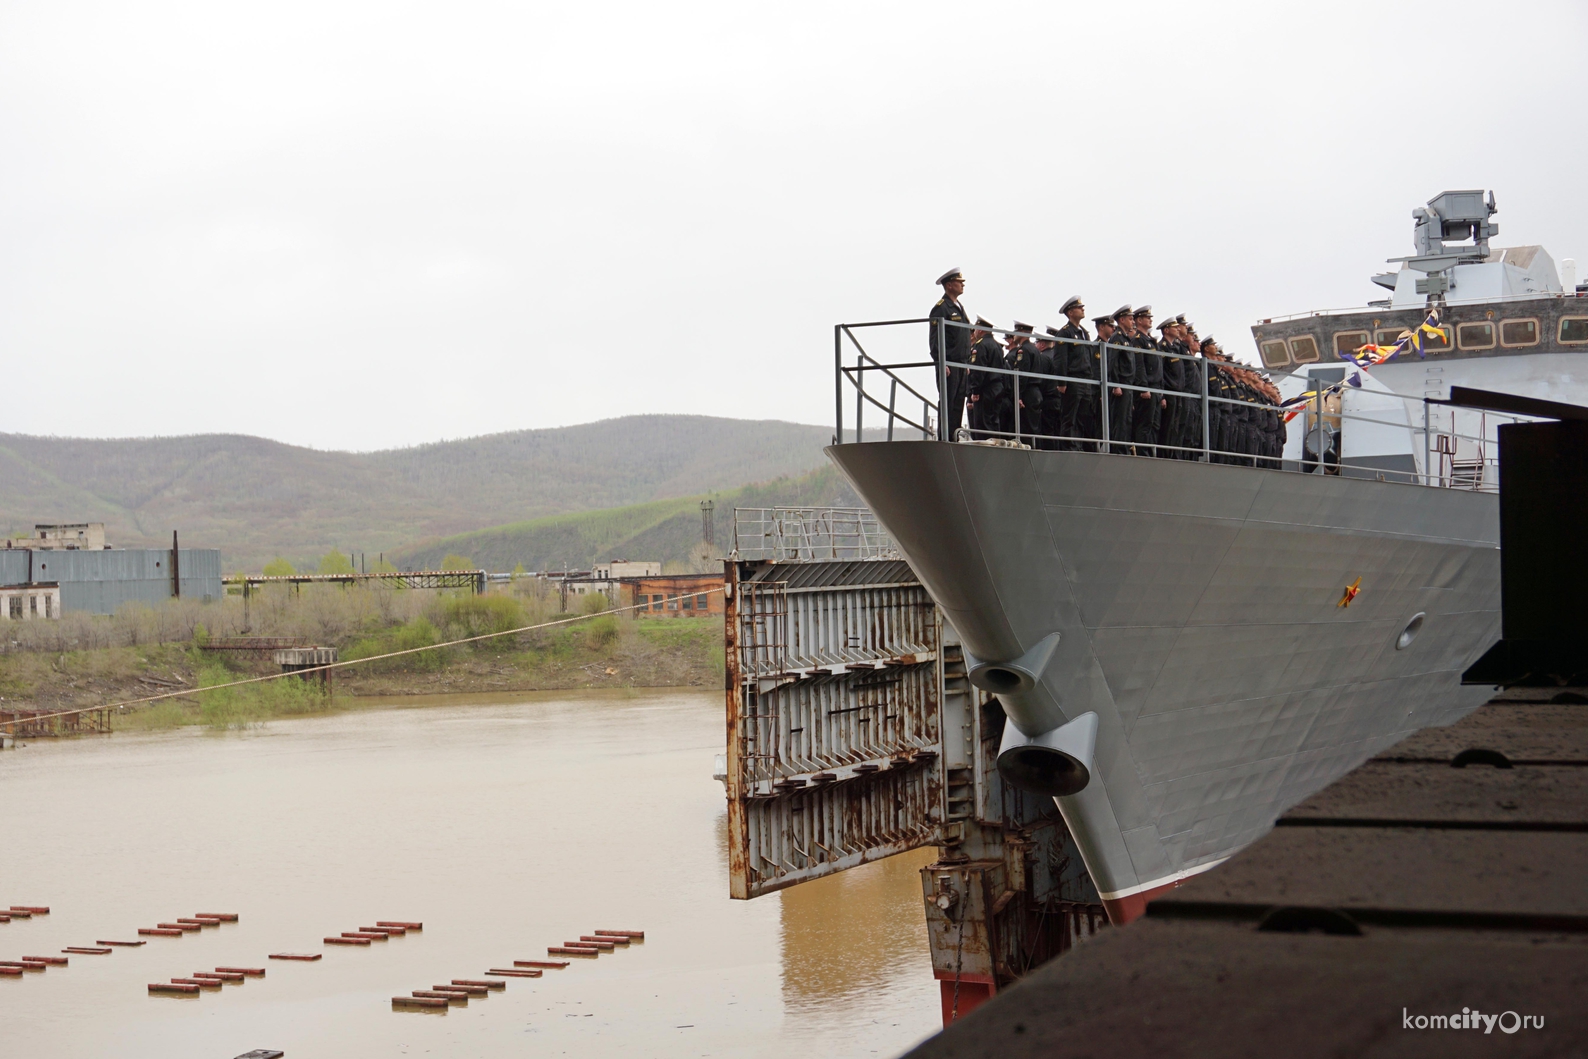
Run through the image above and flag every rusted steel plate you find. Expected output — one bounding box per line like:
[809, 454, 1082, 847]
[196, 912, 239, 921]
[488, 968, 542, 977]
[1282, 761, 1588, 825]
[435, 983, 487, 995]
[139, 928, 182, 937]
[158, 922, 202, 932]
[548, 947, 598, 957]
[1376, 703, 1588, 762]
[1156, 828, 1588, 917]
[900, 919, 1588, 1058]
[268, 953, 321, 961]
[568, 938, 614, 949]
[393, 995, 449, 1009]
[148, 982, 199, 994]
[514, 959, 568, 968]
[0, 967, 20, 976]
[594, 930, 644, 939]
[581, 934, 627, 946]
[193, 970, 244, 981]
[64, 947, 112, 955]
[22, 955, 67, 965]
[376, 920, 421, 929]
[171, 977, 222, 989]
[324, 936, 370, 945]
[453, 978, 505, 990]
[98, 939, 145, 946]
[341, 931, 388, 940]
[412, 990, 466, 1003]
[10, 905, 49, 914]
[215, 966, 265, 976]
[362, 925, 404, 935]
[176, 917, 219, 926]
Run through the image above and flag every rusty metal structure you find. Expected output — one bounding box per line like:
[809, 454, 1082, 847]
[225, 570, 487, 593]
[724, 509, 1104, 1024]
[0, 706, 111, 741]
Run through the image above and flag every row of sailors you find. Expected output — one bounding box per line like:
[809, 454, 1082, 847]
[929, 272, 1285, 465]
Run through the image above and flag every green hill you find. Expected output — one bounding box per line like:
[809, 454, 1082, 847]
[393, 465, 861, 572]
[0, 416, 853, 570]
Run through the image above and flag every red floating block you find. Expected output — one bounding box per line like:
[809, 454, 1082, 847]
[1, 961, 47, 971]
[11, 906, 49, 915]
[341, 932, 387, 941]
[324, 936, 370, 946]
[216, 966, 265, 977]
[568, 938, 613, 950]
[547, 946, 598, 957]
[158, 922, 202, 933]
[412, 990, 466, 1003]
[376, 920, 422, 930]
[452, 979, 506, 990]
[0, 967, 20, 976]
[4, 910, 31, 919]
[171, 977, 222, 990]
[582, 934, 628, 946]
[193, 970, 244, 981]
[435, 983, 487, 995]
[98, 939, 146, 946]
[513, 960, 568, 969]
[595, 929, 645, 939]
[23, 956, 67, 965]
[65, 947, 112, 955]
[139, 928, 182, 937]
[195, 913, 239, 921]
[394, 995, 449, 1009]
[0, 915, 10, 923]
[360, 925, 402, 935]
[269, 953, 322, 961]
[149, 981, 199, 994]
[488, 968, 542, 977]
[176, 918, 220, 927]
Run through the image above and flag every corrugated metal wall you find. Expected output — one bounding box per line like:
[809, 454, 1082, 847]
[0, 549, 223, 614]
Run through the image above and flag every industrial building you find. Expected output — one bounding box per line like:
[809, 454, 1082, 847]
[625, 573, 725, 617]
[0, 525, 222, 617]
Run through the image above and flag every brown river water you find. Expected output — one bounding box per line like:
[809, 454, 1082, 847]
[0, 689, 940, 1057]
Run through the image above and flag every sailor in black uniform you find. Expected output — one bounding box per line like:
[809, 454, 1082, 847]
[1054, 295, 1092, 451]
[1105, 306, 1137, 453]
[1130, 306, 1163, 457]
[1006, 322, 1044, 444]
[928, 268, 971, 436]
[966, 316, 1007, 440]
[1037, 327, 1065, 450]
[1179, 321, 1205, 459]
[1157, 315, 1191, 459]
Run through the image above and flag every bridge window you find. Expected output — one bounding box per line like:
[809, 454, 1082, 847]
[1456, 322, 1495, 350]
[1332, 331, 1370, 357]
[1287, 335, 1321, 363]
[1375, 328, 1406, 346]
[1258, 339, 1290, 367]
[1561, 317, 1588, 344]
[1499, 319, 1539, 347]
[1420, 327, 1452, 353]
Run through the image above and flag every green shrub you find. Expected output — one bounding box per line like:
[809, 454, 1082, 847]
[343, 616, 446, 672]
[439, 594, 524, 640]
[583, 614, 619, 649]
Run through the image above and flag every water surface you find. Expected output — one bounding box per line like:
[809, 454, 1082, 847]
[0, 689, 939, 1057]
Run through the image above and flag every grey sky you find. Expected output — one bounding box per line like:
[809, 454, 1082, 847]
[2, 1, 1583, 451]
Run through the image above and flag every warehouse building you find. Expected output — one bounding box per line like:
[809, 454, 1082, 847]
[0, 526, 222, 617]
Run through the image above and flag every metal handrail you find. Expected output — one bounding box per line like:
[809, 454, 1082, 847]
[833, 316, 1539, 492]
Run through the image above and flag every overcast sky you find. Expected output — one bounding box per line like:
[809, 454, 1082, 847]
[2, 1, 1583, 451]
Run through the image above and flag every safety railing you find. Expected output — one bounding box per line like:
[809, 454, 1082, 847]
[834, 317, 1542, 491]
[731, 507, 897, 562]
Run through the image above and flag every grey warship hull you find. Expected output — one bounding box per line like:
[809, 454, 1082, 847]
[826, 441, 1501, 921]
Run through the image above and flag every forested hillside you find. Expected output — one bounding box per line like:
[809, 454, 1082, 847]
[0, 416, 849, 569]
[393, 465, 861, 572]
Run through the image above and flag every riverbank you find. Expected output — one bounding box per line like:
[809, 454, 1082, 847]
[0, 615, 724, 730]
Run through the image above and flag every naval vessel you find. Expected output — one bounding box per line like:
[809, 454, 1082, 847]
[826, 190, 1585, 923]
